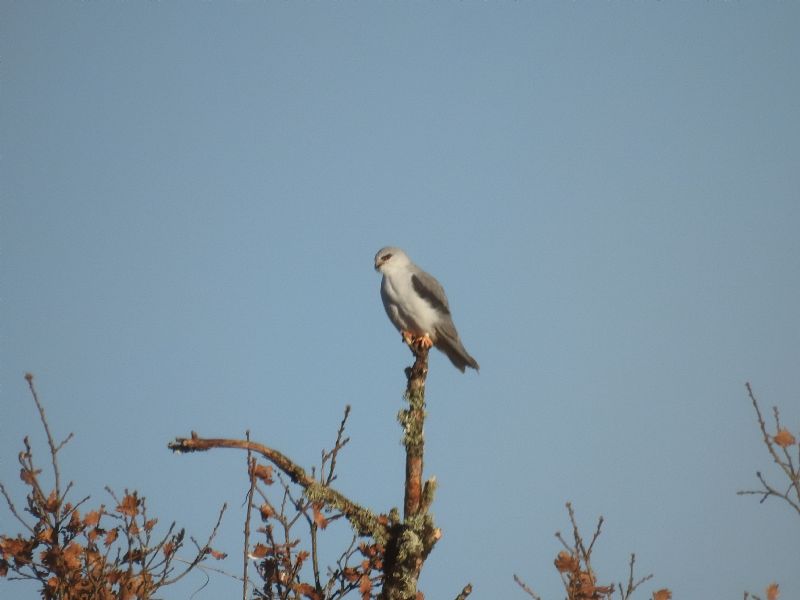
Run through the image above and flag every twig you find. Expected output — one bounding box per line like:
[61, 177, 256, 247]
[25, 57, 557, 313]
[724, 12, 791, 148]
[324, 405, 352, 486]
[738, 383, 800, 516]
[618, 553, 653, 600]
[163, 502, 227, 586]
[513, 574, 542, 600]
[454, 582, 474, 600]
[0, 481, 35, 533]
[243, 432, 255, 600]
[25, 373, 66, 517]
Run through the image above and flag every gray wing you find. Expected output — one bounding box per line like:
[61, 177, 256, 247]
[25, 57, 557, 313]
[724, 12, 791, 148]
[433, 317, 480, 372]
[412, 268, 479, 372]
[411, 270, 450, 315]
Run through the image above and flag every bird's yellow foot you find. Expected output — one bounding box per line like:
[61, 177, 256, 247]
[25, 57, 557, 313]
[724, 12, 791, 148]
[400, 331, 433, 349]
[415, 334, 433, 349]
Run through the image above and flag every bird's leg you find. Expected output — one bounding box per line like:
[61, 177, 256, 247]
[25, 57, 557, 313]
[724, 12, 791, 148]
[415, 334, 433, 349]
[400, 331, 433, 350]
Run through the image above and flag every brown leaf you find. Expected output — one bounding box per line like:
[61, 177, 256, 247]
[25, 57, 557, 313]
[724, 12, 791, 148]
[44, 490, 60, 513]
[554, 550, 579, 573]
[162, 541, 175, 558]
[343, 567, 359, 582]
[2, 536, 34, 565]
[766, 582, 780, 600]
[144, 518, 157, 532]
[359, 573, 372, 599]
[117, 493, 139, 517]
[84, 510, 102, 527]
[104, 528, 118, 547]
[19, 468, 41, 486]
[0, 559, 8, 577]
[251, 543, 268, 558]
[774, 429, 796, 448]
[295, 582, 322, 600]
[259, 503, 274, 520]
[36, 527, 55, 544]
[208, 547, 227, 560]
[86, 527, 101, 544]
[63, 542, 82, 570]
[251, 463, 274, 485]
[68, 510, 83, 533]
[652, 589, 672, 600]
[312, 503, 328, 530]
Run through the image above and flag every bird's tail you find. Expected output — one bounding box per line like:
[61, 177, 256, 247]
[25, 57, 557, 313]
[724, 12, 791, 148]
[435, 327, 479, 373]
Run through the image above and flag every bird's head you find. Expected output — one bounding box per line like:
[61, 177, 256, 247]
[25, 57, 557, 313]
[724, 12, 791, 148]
[374, 246, 410, 273]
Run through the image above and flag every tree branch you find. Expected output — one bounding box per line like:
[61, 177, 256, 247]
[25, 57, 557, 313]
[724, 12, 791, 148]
[168, 434, 386, 541]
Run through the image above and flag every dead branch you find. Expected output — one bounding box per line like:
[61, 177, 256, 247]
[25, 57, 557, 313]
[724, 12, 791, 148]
[737, 383, 800, 516]
[454, 582, 473, 600]
[168, 434, 386, 541]
[513, 574, 541, 599]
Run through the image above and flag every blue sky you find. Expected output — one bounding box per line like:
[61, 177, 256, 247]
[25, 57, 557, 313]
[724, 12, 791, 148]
[2, 2, 799, 599]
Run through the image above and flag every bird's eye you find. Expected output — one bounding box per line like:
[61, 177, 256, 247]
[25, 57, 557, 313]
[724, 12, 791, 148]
[382, 253, 393, 261]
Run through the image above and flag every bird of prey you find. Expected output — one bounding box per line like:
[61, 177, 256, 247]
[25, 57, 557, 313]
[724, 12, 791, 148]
[374, 246, 479, 372]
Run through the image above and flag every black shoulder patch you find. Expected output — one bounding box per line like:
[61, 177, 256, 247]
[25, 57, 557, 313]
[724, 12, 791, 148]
[412, 274, 450, 315]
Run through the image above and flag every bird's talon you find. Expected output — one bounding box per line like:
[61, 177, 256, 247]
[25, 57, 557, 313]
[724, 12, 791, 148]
[417, 335, 433, 349]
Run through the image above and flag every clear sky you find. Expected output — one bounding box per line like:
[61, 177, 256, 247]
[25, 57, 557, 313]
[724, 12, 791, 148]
[2, 2, 799, 599]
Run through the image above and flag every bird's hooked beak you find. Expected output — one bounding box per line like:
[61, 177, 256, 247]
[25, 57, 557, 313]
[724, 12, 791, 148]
[374, 252, 393, 271]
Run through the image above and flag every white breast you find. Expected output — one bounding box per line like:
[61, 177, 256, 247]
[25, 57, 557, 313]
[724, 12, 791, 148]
[381, 270, 441, 337]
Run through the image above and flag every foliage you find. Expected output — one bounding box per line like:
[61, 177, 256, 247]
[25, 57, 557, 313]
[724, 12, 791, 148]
[738, 383, 800, 516]
[0, 374, 225, 599]
[513, 503, 668, 600]
[239, 410, 385, 600]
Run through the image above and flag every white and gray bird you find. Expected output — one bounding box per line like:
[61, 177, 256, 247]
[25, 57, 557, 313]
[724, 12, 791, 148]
[374, 246, 479, 372]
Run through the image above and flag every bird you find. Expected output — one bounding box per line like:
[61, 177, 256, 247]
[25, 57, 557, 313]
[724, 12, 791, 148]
[374, 246, 479, 372]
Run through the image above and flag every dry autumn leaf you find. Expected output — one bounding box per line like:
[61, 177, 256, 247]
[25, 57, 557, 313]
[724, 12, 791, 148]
[84, 510, 102, 527]
[36, 527, 54, 544]
[766, 582, 780, 600]
[295, 582, 322, 600]
[359, 573, 372, 599]
[251, 463, 274, 485]
[652, 589, 672, 600]
[251, 543, 268, 558]
[312, 503, 329, 530]
[554, 550, 579, 573]
[19, 468, 41, 486]
[773, 429, 796, 448]
[117, 493, 139, 517]
[259, 503, 274, 520]
[68, 510, 83, 532]
[104, 528, 119, 547]
[162, 541, 175, 557]
[44, 490, 60, 513]
[62, 542, 83, 570]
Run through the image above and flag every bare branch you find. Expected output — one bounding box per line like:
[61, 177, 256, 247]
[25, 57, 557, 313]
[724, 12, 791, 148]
[513, 574, 542, 600]
[454, 582, 474, 600]
[243, 434, 255, 600]
[739, 383, 800, 516]
[168, 434, 384, 542]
